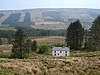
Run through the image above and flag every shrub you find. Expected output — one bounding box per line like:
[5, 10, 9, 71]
[54, 43, 65, 47]
[38, 44, 49, 54]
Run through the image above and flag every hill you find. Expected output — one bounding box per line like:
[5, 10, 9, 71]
[0, 8, 100, 30]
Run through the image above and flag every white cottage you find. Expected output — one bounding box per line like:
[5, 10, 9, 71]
[52, 47, 70, 56]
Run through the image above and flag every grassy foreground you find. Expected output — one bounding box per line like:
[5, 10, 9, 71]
[0, 51, 99, 75]
[0, 36, 99, 75]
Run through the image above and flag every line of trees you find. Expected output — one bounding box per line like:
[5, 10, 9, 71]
[0, 28, 66, 38]
[11, 28, 50, 59]
[66, 16, 100, 51]
[11, 29, 38, 59]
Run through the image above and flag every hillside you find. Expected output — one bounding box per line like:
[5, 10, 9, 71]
[0, 8, 100, 30]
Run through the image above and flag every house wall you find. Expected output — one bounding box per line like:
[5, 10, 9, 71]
[52, 50, 70, 56]
[67, 50, 70, 56]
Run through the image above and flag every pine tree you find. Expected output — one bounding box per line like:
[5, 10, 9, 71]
[23, 39, 32, 58]
[32, 40, 37, 52]
[66, 20, 84, 50]
[8, 37, 12, 44]
[88, 16, 100, 50]
[0, 38, 2, 45]
[11, 29, 26, 59]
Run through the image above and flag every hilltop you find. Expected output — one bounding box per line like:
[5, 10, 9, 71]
[0, 8, 100, 30]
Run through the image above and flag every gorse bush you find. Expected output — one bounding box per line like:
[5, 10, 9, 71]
[38, 44, 49, 54]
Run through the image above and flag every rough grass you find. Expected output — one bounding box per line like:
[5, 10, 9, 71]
[0, 56, 99, 75]
[34, 36, 65, 45]
[0, 45, 12, 58]
[71, 50, 100, 57]
[0, 26, 15, 31]
[0, 50, 99, 75]
[0, 36, 100, 75]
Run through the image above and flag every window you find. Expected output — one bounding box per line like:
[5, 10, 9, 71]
[65, 51, 67, 56]
[65, 51, 67, 53]
[55, 54, 56, 56]
[54, 51, 56, 53]
[65, 54, 67, 56]
[60, 51, 62, 53]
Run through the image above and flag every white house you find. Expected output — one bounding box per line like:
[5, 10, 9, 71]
[52, 47, 70, 56]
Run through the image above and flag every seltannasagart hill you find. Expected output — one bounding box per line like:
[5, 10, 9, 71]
[0, 8, 100, 30]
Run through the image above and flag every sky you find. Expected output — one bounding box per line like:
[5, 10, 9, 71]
[0, 0, 100, 10]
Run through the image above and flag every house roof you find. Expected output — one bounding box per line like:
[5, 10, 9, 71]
[52, 47, 70, 51]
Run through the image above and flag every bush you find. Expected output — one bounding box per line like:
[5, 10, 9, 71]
[38, 44, 49, 54]
[54, 43, 65, 47]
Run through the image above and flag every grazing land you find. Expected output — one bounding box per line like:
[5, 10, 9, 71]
[34, 36, 65, 45]
[0, 36, 100, 75]
[0, 26, 15, 31]
[0, 51, 99, 75]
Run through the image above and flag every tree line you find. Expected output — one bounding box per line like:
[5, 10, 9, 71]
[0, 27, 66, 45]
[0, 27, 66, 38]
[11, 28, 50, 59]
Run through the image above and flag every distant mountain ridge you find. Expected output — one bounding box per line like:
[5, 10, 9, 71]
[0, 8, 100, 30]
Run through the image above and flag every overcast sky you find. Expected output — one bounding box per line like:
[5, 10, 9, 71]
[0, 0, 100, 10]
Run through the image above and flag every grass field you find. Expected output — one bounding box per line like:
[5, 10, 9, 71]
[34, 36, 65, 45]
[0, 36, 99, 75]
[31, 22, 67, 30]
[0, 26, 15, 31]
[0, 53, 99, 75]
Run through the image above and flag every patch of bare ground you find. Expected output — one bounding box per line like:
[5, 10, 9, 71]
[0, 45, 12, 54]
